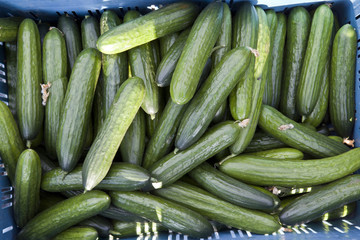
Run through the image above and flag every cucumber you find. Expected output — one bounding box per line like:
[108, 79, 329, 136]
[170, 2, 223, 105]
[26, 126, 43, 148]
[125, 10, 159, 118]
[313, 201, 357, 222]
[329, 24, 356, 138]
[5, 42, 17, 120]
[16, 18, 43, 140]
[151, 39, 161, 68]
[189, 162, 279, 211]
[82, 77, 145, 191]
[219, 148, 360, 187]
[110, 191, 214, 238]
[229, 2, 258, 121]
[81, 15, 100, 49]
[159, 32, 179, 58]
[245, 131, 287, 153]
[212, 99, 229, 124]
[155, 28, 190, 87]
[100, 205, 145, 222]
[56, 48, 101, 172]
[153, 181, 281, 234]
[258, 104, 349, 158]
[175, 47, 252, 150]
[246, 148, 304, 159]
[110, 221, 168, 238]
[42, 162, 150, 192]
[17, 190, 110, 240]
[279, 7, 311, 120]
[52, 227, 98, 240]
[149, 121, 241, 188]
[36, 147, 58, 173]
[57, 14, 82, 71]
[97, 2, 200, 54]
[229, 6, 270, 155]
[79, 215, 112, 238]
[0, 17, 23, 42]
[279, 174, 360, 225]
[14, 149, 41, 227]
[296, 4, 334, 116]
[328, 135, 343, 143]
[84, 119, 94, 149]
[0, 89, 25, 184]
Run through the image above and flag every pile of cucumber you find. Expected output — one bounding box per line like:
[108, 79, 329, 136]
[0, 1, 358, 239]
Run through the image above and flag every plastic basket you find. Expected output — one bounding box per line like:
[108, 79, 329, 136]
[1, 0, 360, 239]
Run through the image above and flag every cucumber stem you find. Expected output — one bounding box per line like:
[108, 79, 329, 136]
[26, 140, 31, 149]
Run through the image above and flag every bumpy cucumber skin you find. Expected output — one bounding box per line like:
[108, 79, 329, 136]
[110, 191, 214, 238]
[170, 2, 223, 105]
[14, 149, 41, 228]
[5, 42, 17, 120]
[0, 17, 23, 42]
[280, 7, 311, 120]
[296, 4, 334, 116]
[258, 105, 349, 158]
[17, 190, 111, 240]
[247, 147, 304, 159]
[219, 148, 360, 187]
[279, 174, 360, 225]
[81, 15, 100, 49]
[159, 32, 179, 58]
[97, 2, 200, 54]
[329, 24, 356, 138]
[82, 77, 145, 191]
[16, 18, 43, 140]
[52, 227, 98, 240]
[56, 48, 101, 172]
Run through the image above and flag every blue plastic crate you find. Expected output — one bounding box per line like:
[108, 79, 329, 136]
[1, 0, 360, 239]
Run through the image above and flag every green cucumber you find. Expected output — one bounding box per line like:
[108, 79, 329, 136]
[153, 181, 281, 234]
[229, 6, 270, 155]
[189, 162, 279, 211]
[100, 205, 145, 222]
[97, 2, 200, 54]
[328, 135, 343, 143]
[212, 99, 229, 124]
[84, 119, 94, 149]
[16, 18, 43, 140]
[42, 162, 150, 192]
[17, 190, 110, 240]
[0, 17, 23, 42]
[258, 104, 349, 158]
[57, 14, 82, 71]
[175, 47, 252, 150]
[151, 39, 161, 68]
[26, 126, 43, 148]
[57, 48, 101, 172]
[229, 2, 258, 121]
[329, 24, 356, 138]
[79, 215, 112, 238]
[81, 15, 100, 49]
[36, 147, 58, 173]
[14, 149, 41, 227]
[149, 121, 241, 188]
[314, 201, 357, 222]
[219, 148, 360, 187]
[247, 148, 304, 159]
[279, 7, 311, 120]
[82, 77, 145, 191]
[279, 174, 360, 225]
[159, 32, 179, 58]
[110, 221, 168, 238]
[52, 227, 98, 240]
[245, 131, 287, 153]
[125, 10, 159, 118]
[5, 42, 17, 120]
[296, 4, 334, 116]
[170, 2, 223, 105]
[110, 191, 214, 238]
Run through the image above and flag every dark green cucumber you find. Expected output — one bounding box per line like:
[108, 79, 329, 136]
[159, 32, 179, 58]
[151, 39, 161, 68]
[56, 48, 101, 172]
[229, 2, 258, 121]
[82, 77, 145, 191]
[97, 2, 199, 54]
[219, 148, 360, 187]
[279, 174, 360, 225]
[57, 14, 82, 71]
[153, 181, 281, 234]
[313, 201, 357, 222]
[189, 162, 279, 211]
[175, 47, 252, 150]
[79, 215, 112, 238]
[110, 191, 214, 238]
[81, 15, 100, 49]
[247, 148, 304, 159]
[258, 105, 349, 158]
[149, 121, 241, 187]
[14, 149, 41, 227]
[262, 10, 277, 106]
[125, 10, 159, 118]
[279, 7, 311, 120]
[0, 17, 23, 42]
[0, 101, 24, 183]
[52, 227, 98, 240]
[110, 221, 168, 238]
[245, 131, 287, 152]
[119, 110, 146, 165]
[329, 24, 356, 138]
[17, 190, 110, 240]
[212, 99, 229, 124]
[170, 2, 223, 105]
[229, 7, 270, 155]
[26, 126, 43, 148]
[84, 119, 94, 149]
[296, 4, 334, 116]
[5, 42, 17, 120]
[155, 28, 190, 87]
[100, 205, 145, 222]
[16, 18, 43, 140]
[42, 162, 150, 192]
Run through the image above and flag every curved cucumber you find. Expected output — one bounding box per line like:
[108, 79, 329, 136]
[159, 32, 179, 58]
[52, 227, 98, 240]
[244, 131, 287, 153]
[247, 148, 304, 159]
[81, 15, 100, 49]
